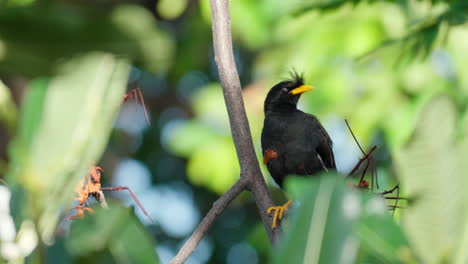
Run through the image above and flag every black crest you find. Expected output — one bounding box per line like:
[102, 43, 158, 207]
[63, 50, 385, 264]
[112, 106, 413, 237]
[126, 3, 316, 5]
[287, 70, 304, 88]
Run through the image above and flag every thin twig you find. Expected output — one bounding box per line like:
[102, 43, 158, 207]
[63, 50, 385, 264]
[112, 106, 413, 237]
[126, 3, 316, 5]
[387, 205, 405, 209]
[384, 197, 408, 200]
[170, 178, 248, 264]
[392, 185, 400, 216]
[378, 184, 399, 195]
[345, 119, 365, 155]
[371, 158, 379, 189]
[347, 146, 377, 177]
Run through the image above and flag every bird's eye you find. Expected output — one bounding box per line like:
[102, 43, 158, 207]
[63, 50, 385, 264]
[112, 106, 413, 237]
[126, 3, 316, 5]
[281, 87, 289, 93]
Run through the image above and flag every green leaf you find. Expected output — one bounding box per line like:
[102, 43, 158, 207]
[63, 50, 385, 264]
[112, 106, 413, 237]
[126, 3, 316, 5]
[187, 139, 239, 194]
[157, 0, 188, 20]
[273, 175, 411, 264]
[6, 53, 129, 242]
[67, 205, 158, 263]
[356, 194, 411, 263]
[15, 79, 48, 148]
[395, 96, 468, 263]
[273, 175, 360, 264]
[166, 120, 219, 157]
[0, 80, 18, 135]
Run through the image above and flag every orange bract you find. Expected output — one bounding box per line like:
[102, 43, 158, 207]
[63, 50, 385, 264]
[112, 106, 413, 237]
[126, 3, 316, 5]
[66, 166, 153, 222]
[66, 166, 103, 220]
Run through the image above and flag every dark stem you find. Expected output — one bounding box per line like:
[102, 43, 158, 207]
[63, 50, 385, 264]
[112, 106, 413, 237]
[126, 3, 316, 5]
[345, 119, 365, 155]
[384, 197, 408, 200]
[347, 145, 377, 177]
[379, 184, 399, 195]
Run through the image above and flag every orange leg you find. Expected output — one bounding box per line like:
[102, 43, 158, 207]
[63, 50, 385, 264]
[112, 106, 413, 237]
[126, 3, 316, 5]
[267, 200, 292, 229]
[123, 88, 150, 126]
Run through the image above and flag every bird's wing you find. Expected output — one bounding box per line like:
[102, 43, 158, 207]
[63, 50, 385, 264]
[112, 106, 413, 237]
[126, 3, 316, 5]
[305, 114, 336, 169]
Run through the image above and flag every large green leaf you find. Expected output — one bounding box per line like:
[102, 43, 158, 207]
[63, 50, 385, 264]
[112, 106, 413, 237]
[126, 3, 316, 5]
[272, 175, 410, 264]
[7, 53, 129, 242]
[395, 96, 468, 263]
[273, 175, 360, 264]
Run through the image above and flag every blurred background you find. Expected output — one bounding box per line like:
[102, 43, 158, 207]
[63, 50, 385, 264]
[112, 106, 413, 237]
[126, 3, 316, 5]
[0, 0, 468, 263]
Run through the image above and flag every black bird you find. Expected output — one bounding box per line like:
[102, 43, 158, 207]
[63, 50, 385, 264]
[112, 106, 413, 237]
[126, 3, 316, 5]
[261, 73, 336, 228]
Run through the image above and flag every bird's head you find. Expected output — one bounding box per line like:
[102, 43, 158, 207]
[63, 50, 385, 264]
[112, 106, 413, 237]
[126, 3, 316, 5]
[264, 72, 314, 113]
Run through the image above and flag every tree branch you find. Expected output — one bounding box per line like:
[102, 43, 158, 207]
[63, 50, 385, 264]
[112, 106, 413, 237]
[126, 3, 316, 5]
[170, 178, 248, 264]
[170, 0, 279, 262]
[210, 0, 277, 241]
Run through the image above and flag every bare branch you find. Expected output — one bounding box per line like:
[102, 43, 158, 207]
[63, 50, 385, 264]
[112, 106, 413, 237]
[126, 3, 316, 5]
[170, 178, 248, 264]
[170, 0, 279, 262]
[209, 0, 277, 241]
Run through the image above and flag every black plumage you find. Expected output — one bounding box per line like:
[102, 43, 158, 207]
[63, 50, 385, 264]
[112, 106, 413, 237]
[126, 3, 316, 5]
[261, 73, 336, 187]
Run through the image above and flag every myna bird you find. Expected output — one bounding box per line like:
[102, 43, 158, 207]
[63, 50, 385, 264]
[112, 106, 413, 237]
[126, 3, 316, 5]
[261, 72, 336, 228]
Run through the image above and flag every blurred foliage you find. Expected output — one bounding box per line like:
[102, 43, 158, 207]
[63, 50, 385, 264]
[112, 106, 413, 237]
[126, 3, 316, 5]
[0, 0, 468, 263]
[6, 53, 130, 244]
[175, 0, 468, 193]
[395, 96, 468, 263]
[157, 0, 188, 20]
[0, 0, 175, 261]
[0, 3, 174, 76]
[273, 175, 411, 263]
[67, 205, 158, 263]
[273, 175, 361, 264]
[273, 95, 468, 264]
[0, 81, 17, 135]
[167, 84, 239, 194]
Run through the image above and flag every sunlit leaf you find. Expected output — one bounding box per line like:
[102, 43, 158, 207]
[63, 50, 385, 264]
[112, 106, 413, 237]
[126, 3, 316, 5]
[192, 83, 230, 133]
[166, 120, 219, 157]
[7, 53, 129, 242]
[395, 96, 468, 263]
[187, 140, 239, 194]
[0, 81, 18, 135]
[157, 0, 187, 20]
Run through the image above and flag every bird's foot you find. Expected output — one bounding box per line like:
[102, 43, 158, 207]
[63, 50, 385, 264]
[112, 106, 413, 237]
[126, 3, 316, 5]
[267, 200, 292, 229]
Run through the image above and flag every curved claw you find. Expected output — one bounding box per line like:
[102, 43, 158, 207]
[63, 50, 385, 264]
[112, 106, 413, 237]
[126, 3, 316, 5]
[267, 200, 292, 229]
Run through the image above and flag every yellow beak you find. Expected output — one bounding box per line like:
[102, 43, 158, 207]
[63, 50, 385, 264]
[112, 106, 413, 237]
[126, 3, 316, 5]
[289, 85, 314, 95]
